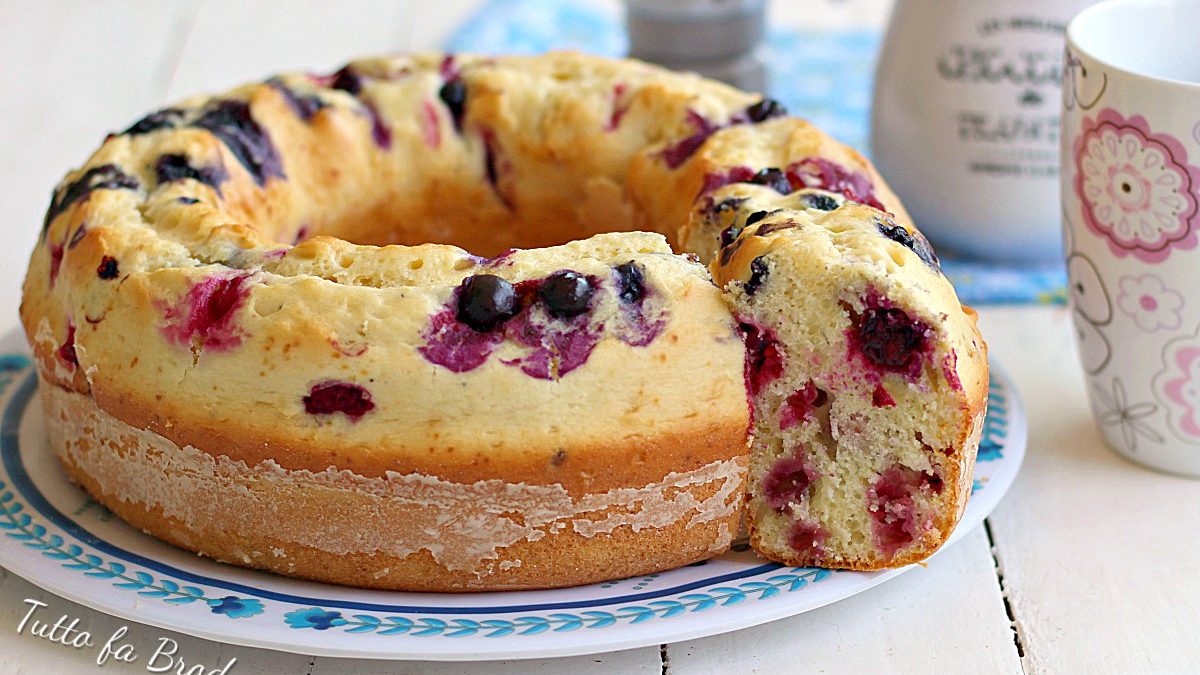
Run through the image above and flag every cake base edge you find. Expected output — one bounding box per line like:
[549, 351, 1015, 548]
[39, 377, 748, 592]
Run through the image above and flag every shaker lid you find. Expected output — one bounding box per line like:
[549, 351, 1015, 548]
[626, 0, 766, 62]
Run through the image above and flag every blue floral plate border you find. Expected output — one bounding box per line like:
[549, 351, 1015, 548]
[0, 331, 1025, 661]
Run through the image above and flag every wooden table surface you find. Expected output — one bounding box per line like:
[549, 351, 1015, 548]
[1, 1, 1196, 673]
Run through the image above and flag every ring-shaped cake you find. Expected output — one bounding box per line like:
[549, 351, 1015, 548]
[22, 53, 986, 590]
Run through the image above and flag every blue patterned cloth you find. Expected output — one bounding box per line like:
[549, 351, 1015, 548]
[446, 0, 1067, 305]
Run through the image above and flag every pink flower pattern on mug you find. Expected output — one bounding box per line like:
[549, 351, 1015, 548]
[1116, 274, 1184, 332]
[1155, 326, 1200, 444]
[1074, 109, 1200, 263]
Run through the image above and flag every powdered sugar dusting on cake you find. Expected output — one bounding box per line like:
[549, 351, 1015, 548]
[44, 384, 745, 577]
[573, 457, 744, 537]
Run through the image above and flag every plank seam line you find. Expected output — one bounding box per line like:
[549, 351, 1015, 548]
[304, 656, 316, 675]
[660, 642, 670, 674]
[984, 518, 1028, 673]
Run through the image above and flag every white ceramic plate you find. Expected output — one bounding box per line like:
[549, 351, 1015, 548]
[0, 329, 1025, 661]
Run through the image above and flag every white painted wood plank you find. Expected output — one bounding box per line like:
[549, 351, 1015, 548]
[0, 0, 192, 337]
[979, 306, 1200, 674]
[666, 526, 1023, 674]
[164, 0, 414, 102]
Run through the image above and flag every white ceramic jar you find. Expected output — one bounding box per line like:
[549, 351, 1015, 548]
[872, 0, 1098, 262]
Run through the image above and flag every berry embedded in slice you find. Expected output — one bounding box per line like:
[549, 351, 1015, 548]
[788, 521, 827, 557]
[456, 274, 519, 332]
[855, 305, 930, 373]
[778, 382, 827, 430]
[502, 307, 602, 380]
[419, 306, 504, 373]
[867, 465, 943, 557]
[739, 319, 784, 396]
[611, 261, 667, 347]
[743, 256, 770, 296]
[872, 382, 897, 407]
[761, 455, 817, 511]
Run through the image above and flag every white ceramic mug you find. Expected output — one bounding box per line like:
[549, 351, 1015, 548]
[1063, 0, 1200, 477]
[872, 0, 1098, 263]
